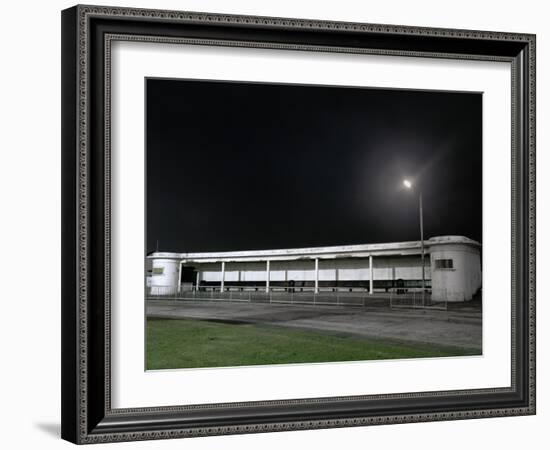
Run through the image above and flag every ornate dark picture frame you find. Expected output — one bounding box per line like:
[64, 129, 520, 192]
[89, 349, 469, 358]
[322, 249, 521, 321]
[61, 4, 536, 444]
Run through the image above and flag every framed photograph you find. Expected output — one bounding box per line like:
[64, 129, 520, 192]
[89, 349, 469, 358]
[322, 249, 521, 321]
[61, 4, 536, 444]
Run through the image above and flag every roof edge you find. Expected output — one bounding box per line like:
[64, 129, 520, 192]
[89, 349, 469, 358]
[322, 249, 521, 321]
[147, 235, 481, 260]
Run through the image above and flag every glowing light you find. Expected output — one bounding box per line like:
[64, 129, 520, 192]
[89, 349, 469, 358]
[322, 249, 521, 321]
[403, 179, 412, 189]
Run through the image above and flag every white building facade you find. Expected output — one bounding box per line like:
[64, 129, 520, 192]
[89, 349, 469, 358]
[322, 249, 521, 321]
[146, 235, 481, 302]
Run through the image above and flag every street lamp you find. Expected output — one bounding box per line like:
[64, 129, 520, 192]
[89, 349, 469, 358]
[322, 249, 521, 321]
[403, 179, 426, 305]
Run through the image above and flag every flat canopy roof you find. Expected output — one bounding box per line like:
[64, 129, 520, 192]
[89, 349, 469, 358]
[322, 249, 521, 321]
[147, 235, 481, 263]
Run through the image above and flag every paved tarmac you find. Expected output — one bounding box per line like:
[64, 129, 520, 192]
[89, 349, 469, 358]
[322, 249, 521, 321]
[146, 299, 482, 351]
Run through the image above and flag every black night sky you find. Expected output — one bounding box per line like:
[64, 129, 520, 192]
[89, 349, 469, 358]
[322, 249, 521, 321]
[146, 78, 482, 254]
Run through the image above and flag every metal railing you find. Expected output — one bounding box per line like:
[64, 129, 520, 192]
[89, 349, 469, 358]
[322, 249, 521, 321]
[389, 287, 448, 310]
[147, 285, 377, 307]
[147, 285, 450, 309]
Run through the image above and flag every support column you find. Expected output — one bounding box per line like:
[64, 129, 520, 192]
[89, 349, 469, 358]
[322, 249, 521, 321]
[419, 193, 426, 305]
[221, 261, 225, 292]
[195, 270, 200, 291]
[177, 261, 183, 294]
[314, 258, 319, 294]
[265, 260, 270, 293]
[369, 255, 374, 295]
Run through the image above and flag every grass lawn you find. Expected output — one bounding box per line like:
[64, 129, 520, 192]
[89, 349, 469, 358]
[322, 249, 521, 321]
[146, 318, 479, 370]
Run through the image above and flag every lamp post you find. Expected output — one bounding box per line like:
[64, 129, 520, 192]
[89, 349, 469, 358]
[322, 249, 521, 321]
[403, 179, 426, 305]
